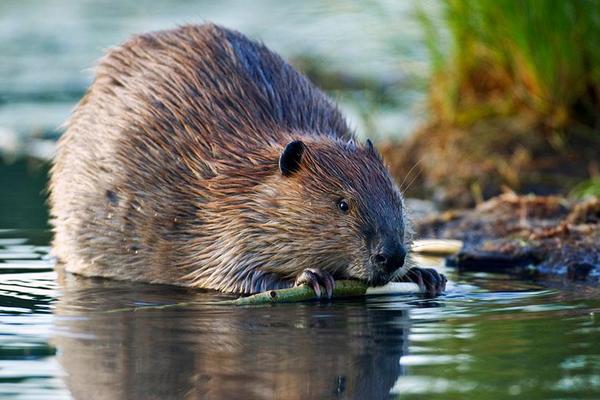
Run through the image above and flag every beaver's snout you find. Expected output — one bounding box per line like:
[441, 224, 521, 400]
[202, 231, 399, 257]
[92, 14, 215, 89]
[370, 239, 407, 275]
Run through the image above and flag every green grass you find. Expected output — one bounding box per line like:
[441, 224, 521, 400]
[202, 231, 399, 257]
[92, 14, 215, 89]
[570, 177, 600, 199]
[419, 0, 600, 129]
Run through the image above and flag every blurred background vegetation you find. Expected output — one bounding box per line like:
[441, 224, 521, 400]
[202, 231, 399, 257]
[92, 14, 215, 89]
[422, 0, 599, 127]
[0, 0, 598, 228]
[386, 0, 600, 206]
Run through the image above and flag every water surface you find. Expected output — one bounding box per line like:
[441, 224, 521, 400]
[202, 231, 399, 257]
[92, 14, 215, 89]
[1, 230, 600, 399]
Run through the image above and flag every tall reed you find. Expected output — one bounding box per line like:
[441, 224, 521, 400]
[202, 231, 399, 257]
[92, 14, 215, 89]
[419, 0, 600, 129]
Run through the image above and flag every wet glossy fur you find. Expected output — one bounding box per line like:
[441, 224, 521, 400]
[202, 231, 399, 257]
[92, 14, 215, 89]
[49, 24, 409, 293]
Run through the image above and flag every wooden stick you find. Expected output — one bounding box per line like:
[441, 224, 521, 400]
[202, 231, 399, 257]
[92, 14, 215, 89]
[223, 280, 426, 306]
[102, 281, 437, 312]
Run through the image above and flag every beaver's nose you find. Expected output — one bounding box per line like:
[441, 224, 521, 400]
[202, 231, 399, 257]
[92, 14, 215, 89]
[372, 244, 407, 274]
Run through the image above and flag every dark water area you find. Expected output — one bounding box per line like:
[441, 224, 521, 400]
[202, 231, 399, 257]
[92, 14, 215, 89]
[0, 159, 49, 230]
[2, 227, 600, 399]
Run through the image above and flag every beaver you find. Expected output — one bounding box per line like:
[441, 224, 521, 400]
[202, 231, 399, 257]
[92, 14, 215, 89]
[49, 24, 446, 297]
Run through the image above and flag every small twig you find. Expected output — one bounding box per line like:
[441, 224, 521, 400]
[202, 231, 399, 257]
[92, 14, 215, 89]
[221, 280, 369, 306]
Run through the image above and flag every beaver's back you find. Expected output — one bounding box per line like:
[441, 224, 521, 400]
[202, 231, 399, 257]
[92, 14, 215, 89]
[50, 24, 352, 284]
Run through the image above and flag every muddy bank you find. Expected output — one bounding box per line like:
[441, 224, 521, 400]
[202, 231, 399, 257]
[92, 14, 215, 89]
[414, 193, 600, 284]
[380, 118, 600, 208]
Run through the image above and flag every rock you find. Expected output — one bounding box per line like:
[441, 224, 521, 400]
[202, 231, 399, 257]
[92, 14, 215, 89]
[414, 193, 600, 284]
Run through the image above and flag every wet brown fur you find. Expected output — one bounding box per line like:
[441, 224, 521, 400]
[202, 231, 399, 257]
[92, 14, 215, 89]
[49, 24, 409, 294]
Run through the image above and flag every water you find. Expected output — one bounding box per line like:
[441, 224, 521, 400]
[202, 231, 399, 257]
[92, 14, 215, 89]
[1, 231, 600, 399]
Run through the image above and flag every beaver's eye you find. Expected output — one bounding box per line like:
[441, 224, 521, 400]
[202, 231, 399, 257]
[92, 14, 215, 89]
[338, 199, 350, 213]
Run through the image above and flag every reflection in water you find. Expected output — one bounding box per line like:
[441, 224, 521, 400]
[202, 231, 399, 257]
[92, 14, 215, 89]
[52, 275, 409, 400]
[5, 233, 600, 399]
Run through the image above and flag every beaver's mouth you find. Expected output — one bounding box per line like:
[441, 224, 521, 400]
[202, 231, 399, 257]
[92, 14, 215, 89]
[364, 256, 406, 287]
[367, 272, 393, 287]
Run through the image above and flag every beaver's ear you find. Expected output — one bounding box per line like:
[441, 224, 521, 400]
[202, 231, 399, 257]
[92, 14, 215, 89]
[279, 140, 305, 176]
[365, 138, 381, 159]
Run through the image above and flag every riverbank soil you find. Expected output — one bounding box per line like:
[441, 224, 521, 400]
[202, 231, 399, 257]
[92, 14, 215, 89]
[380, 117, 600, 208]
[414, 193, 600, 284]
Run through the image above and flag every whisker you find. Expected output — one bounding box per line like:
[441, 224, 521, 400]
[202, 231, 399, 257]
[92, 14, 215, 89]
[399, 157, 423, 193]
[401, 163, 424, 194]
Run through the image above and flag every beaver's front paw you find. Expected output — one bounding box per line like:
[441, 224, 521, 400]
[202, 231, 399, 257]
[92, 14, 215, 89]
[294, 268, 335, 299]
[401, 267, 447, 297]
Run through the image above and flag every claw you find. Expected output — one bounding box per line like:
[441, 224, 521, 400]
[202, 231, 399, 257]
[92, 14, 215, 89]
[401, 267, 447, 297]
[321, 272, 335, 299]
[416, 270, 426, 293]
[311, 277, 322, 298]
[294, 268, 335, 299]
[437, 274, 447, 295]
[421, 269, 437, 296]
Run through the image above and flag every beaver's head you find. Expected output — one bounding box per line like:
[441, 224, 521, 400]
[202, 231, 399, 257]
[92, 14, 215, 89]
[259, 137, 409, 286]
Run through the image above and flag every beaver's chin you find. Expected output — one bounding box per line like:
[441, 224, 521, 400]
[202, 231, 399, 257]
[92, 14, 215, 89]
[365, 273, 393, 287]
[345, 262, 394, 287]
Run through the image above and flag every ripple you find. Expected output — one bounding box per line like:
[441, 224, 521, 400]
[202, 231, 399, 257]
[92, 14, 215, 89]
[1, 230, 600, 399]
